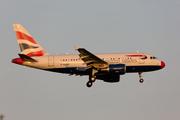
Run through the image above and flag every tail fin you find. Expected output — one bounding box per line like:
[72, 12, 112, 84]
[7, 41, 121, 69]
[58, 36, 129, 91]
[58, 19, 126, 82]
[13, 24, 50, 57]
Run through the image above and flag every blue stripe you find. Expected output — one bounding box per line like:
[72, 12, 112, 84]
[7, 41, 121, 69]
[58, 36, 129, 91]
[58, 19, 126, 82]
[126, 65, 161, 72]
[44, 65, 161, 75]
[19, 43, 39, 52]
[44, 67, 89, 75]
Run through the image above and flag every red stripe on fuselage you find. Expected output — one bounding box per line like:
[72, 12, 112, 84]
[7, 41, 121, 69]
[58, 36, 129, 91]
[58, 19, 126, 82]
[15, 31, 38, 44]
[126, 55, 147, 57]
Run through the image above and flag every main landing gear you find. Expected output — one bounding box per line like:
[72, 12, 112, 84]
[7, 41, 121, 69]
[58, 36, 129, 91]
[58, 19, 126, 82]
[86, 75, 96, 87]
[139, 72, 144, 83]
[86, 69, 98, 87]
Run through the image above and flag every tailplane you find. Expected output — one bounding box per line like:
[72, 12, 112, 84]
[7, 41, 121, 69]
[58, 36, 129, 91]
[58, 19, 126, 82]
[18, 54, 37, 62]
[13, 24, 50, 57]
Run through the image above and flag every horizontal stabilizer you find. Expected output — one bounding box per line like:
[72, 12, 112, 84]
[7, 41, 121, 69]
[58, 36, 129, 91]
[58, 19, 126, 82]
[18, 54, 37, 62]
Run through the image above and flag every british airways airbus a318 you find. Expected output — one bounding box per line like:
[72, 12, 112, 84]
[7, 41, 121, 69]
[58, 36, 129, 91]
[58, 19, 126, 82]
[12, 24, 165, 87]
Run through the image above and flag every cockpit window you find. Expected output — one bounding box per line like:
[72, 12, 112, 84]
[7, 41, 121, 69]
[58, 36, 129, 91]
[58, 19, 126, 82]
[153, 56, 157, 59]
[150, 56, 157, 59]
[140, 56, 147, 59]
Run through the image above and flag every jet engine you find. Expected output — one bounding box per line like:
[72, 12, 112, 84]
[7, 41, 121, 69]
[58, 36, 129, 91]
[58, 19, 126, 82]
[96, 74, 120, 82]
[101, 64, 126, 75]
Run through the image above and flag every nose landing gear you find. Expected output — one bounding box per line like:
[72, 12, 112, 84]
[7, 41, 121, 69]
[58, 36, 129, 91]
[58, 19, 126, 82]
[139, 72, 144, 83]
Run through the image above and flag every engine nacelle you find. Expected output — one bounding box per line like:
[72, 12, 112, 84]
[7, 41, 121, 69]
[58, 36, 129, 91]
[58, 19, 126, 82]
[96, 74, 120, 82]
[101, 64, 126, 75]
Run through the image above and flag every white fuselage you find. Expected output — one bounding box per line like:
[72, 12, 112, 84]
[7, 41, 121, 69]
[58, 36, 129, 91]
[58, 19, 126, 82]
[22, 53, 162, 73]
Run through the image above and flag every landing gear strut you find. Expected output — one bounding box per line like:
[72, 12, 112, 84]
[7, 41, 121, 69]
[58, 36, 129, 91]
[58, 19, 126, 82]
[86, 69, 97, 87]
[138, 72, 144, 83]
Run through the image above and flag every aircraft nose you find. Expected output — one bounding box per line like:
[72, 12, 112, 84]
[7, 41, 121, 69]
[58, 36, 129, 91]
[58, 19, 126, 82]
[161, 61, 165, 69]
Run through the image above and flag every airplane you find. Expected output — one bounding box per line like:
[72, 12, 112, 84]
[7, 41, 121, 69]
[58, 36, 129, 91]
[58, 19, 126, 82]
[12, 24, 165, 87]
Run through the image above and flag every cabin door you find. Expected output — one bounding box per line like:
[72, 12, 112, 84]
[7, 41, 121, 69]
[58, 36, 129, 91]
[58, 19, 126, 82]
[139, 54, 145, 64]
[48, 56, 54, 67]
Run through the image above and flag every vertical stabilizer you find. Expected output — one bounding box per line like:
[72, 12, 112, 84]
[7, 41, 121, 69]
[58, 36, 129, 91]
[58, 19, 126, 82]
[13, 24, 50, 57]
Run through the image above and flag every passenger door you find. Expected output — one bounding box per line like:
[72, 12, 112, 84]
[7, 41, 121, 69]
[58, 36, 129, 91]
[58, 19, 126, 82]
[139, 54, 145, 64]
[48, 56, 54, 67]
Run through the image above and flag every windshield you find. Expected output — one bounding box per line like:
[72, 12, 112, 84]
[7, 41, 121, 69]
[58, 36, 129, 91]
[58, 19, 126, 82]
[150, 56, 157, 59]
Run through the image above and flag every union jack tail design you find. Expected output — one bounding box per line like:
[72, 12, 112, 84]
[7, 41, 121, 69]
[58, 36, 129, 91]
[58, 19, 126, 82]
[13, 24, 50, 57]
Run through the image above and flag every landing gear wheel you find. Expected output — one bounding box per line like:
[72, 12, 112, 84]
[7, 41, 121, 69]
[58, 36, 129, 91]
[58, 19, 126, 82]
[139, 78, 144, 83]
[89, 76, 96, 82]
[86, 81, 93, 87]
[138, 72, 144, 83]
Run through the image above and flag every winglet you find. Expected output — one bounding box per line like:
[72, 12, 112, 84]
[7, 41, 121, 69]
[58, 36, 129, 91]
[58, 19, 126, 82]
[74, 46, 79, 51]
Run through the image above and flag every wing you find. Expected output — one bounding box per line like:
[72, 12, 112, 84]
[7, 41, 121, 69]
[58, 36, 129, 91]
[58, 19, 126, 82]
[74, 46, 108, 69]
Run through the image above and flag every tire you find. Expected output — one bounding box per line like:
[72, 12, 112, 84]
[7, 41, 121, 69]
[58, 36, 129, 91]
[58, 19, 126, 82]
[139, 79, 144, 83]
[86, 81, 92, 87]
[89, 76, 96, 82]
